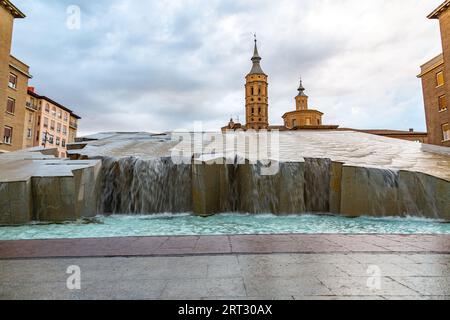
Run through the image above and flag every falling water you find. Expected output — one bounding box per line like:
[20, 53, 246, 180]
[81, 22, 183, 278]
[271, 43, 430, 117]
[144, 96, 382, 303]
[98, 156, 448, 219]
[304, 158, 331, 213]
[100, 157, 192, 214]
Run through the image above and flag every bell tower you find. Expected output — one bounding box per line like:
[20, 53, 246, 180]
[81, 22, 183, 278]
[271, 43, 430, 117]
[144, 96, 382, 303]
[295, 78, 308, 110]
[245, 37, 269, 130]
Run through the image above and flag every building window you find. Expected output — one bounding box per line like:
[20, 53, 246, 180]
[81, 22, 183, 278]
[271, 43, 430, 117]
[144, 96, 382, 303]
[42, 132, 47, 144]
[43, 117, 49, 128]
[51, 107, 56, 117]
[8, 73, 17, 89]
[443, 123, 450, 141]
[56, 137, 60, 146]
[62, 125, 67, 135]
[28, 112, 33, 123]
[438, 95, 447, 112]
[62, 139, 66, 148]
[50, 120, 55, 131]
[6, 98, 15, 114]
[27, 128, 32, 139]
[45, 103, 50, 113]
[3, 126, 13, 144]
[436, 71, 445, 87]
[64, 113, 68, 122]
[48, 134, 54, 144]
[36, 130, 40, 141]
[57, 110, 62, 119]
[57, 123, 61, 133]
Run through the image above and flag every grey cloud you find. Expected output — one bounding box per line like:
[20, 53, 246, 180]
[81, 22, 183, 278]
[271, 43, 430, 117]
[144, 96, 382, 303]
[11, 0, 444, 134]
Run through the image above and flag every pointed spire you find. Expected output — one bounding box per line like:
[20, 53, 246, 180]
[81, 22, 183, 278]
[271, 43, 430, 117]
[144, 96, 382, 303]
[252, 34, 261, 61]
[248, 34, 265, 75]
[297, 77, 307, 97]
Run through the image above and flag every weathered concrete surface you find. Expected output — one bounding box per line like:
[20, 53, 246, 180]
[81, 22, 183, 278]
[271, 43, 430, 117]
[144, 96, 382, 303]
[2, 131, 450, 222]
[0, 150, 101, 224]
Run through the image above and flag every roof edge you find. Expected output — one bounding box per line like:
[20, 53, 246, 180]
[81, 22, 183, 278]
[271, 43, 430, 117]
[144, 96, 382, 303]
[428, 0, 450, 19]
[1, 0, 26, 18]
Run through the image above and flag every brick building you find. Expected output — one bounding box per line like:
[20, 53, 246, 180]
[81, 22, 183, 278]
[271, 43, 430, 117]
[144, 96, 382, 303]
[418, 1, 450, 147]
[1, 1, 81, 155]
[0, 1, 31, 152]
[28, 88, 80, 158]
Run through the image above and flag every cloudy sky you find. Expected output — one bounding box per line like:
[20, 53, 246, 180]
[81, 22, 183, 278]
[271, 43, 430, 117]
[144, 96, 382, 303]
[11, 0, 444, 134]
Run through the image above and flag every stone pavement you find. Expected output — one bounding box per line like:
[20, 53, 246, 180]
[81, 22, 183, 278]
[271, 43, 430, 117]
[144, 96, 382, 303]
[1, 234, 450, 259]
[0, 234, 449, 300]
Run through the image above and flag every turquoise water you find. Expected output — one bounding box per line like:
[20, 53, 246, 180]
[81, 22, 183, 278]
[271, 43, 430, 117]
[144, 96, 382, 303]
[0, 214, 449, 240]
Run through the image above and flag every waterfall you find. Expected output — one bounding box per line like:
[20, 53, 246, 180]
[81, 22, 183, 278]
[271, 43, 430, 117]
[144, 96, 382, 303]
[97, 156, 449, 219]
[304, 158, 331, 213]
[100, 157, 192, 214]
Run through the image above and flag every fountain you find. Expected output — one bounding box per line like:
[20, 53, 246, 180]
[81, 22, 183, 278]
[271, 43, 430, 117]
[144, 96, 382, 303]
[0, 131, 449, 224]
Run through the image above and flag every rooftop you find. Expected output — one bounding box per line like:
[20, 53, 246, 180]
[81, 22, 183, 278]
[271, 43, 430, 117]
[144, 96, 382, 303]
[428, 0, 450, 19]
[28, 89, 81, 120]
[418, 54, 444, 77]
[1, 0, 26, 18]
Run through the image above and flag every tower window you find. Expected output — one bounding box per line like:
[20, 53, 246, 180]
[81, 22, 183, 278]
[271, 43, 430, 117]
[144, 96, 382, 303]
[251, 87, 254, 95]
[437, 71, 445, 87]
[258, 107, 261, 114]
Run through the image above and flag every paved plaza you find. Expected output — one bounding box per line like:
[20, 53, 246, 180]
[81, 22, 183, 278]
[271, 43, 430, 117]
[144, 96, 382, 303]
[0, 234, 449, 300]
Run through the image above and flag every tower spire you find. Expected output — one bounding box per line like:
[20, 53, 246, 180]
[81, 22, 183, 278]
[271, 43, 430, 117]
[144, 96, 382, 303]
[297, 77, 307, 97]
[249, 35, 265, 75]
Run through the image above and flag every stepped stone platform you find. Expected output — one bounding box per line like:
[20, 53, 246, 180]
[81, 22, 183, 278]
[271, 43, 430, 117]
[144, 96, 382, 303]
[0, 148, 101, 225]
[1, 131, 449, 224]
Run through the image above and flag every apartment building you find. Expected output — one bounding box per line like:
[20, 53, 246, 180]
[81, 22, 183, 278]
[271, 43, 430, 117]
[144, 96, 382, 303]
[28, 88, 80, 158]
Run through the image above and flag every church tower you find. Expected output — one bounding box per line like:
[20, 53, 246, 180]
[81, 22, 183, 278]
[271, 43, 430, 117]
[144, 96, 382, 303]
[245, 37, 269, 130]
[295, 78, 308, 110]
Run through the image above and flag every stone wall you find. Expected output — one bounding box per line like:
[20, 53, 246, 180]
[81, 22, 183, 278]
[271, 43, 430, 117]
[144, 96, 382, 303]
[192, 158, 450, 220]
[0, 161, 101, 225]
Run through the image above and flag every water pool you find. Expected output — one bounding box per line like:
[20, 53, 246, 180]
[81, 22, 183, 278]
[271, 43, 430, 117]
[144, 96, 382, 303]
[0, 214, 449, 240]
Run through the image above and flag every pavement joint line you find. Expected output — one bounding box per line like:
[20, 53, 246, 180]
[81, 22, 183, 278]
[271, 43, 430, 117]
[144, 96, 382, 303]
[1, 251, 450, 261]
[386, 276, 423, 295]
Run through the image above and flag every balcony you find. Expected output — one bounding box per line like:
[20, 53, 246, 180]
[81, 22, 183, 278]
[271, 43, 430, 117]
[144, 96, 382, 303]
[69, 121, 78, 129]
[25, 102, 38, 111]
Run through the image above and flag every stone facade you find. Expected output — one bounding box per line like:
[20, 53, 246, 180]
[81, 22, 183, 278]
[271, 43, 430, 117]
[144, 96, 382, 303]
[245, 40, 269, 130]
[419, 1, 450, 147]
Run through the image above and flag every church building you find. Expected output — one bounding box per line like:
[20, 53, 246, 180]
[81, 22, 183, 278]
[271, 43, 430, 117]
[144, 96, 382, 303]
[223, 38, 338, 131]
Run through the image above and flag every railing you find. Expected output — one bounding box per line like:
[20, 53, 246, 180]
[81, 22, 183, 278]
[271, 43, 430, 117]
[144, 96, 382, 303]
[25, 102, 38, 111]
[69, 121, 78, 129]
